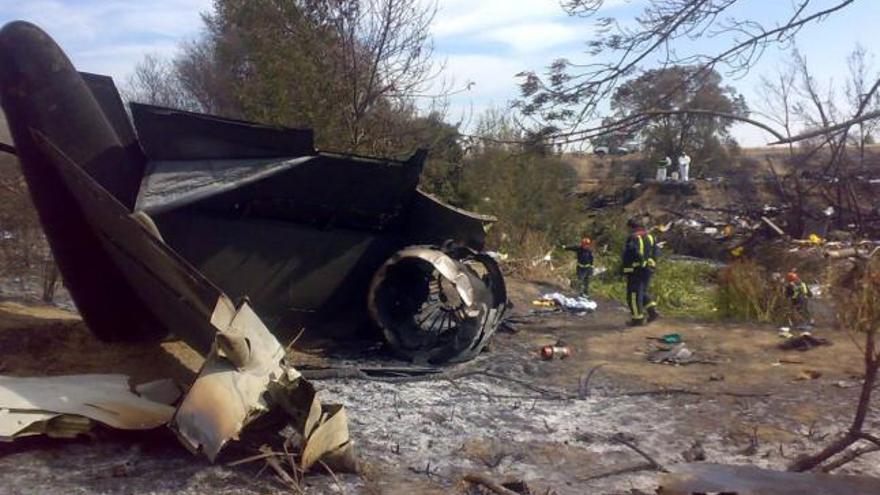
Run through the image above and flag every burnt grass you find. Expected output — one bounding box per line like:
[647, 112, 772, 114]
[0, 277, 878, 494]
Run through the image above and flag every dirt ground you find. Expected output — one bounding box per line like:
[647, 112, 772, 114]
[1, 278, 879, 494]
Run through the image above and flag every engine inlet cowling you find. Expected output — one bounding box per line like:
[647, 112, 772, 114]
[367, 246, 507, 364]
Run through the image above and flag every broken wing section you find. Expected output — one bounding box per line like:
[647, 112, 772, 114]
[368, 246, 507, 364]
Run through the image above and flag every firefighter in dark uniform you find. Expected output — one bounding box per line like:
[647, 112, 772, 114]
[563, 237, 594, 296]
[621, 218, 660, 326]
[642, 226, 660, 322]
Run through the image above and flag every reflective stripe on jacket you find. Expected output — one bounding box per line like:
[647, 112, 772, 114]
[644, 234, 657, 268]
[622, 231, 659, 273]
[791, 282, 810, 299]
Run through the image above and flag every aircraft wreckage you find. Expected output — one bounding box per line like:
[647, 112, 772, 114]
[0, 21, 507, 464]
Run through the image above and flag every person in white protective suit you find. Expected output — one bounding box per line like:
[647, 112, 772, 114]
[656, 156, 671, 181]
[678, 152, 691, 182]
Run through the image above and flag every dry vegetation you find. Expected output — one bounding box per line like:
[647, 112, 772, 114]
[0, 113, 60, 304]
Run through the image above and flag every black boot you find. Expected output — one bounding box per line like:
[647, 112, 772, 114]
[647, 307, 660, 323]
[627, 318, 646, 327]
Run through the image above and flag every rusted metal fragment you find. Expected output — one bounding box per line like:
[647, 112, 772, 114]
[368, 246, 507, 364]
[658, 463, 880, 494]
[0, 374, 175, 437]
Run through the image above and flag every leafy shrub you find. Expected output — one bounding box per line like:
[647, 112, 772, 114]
[457, 147, 582, 255]
[590, 258, 718, 319]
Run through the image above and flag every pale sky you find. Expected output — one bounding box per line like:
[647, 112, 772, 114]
[1, 0, 878, 147]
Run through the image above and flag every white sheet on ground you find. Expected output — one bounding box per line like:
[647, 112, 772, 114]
[540, 292, 598, 312]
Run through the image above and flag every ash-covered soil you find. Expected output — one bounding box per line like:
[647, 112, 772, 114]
[0, 279, 878, 494]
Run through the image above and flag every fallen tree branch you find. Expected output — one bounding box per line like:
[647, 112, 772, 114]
[610, 433, 667, 473]
[579, 363, 607, 398]
[860, 432, 880, 447]
[614, 388, 701, 398]
[227, 450, 286, 467]
[481, 370, 572, 399]
[614, 388, 772, 399]
[789, 329, 879, 472]
[581, 461, 656, 481]
[770, 109, 880, 145]
[720, 391, 775, 398]
[259, 445, 303, 493]
[821, 445, 880, 473]
[462, 473, 522, 495]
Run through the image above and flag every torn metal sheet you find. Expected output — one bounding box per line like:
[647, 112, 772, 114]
[0, 410, 93, 441]
[300, 403, 352, 471]
[172, 299, 352, 467]
[658, 463, 880, 495]
[0, 374, 175, 439]
[268, 377, 355, 472]
[171, 301, 286, 461]
[1, 409, 61, 440]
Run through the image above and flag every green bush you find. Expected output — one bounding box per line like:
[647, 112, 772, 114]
[418, 109, 588, 264]
[590, 258, 718, 319]
[456, 147, 585, 259]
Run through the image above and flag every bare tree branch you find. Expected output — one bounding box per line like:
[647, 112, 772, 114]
[517, 0, 860, 144]
[770, 109, 880, 144]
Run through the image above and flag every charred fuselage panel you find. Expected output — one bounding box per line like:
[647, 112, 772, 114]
[0, 21, 506, 363]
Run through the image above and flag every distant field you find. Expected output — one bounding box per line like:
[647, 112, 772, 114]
[564, 143, 880, 183]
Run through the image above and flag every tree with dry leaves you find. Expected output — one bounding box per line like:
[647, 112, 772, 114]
[127, 0, 445, 155]
[609, 65, 747, 173]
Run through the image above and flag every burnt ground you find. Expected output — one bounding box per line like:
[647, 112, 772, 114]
[0, 279, 879, 494]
